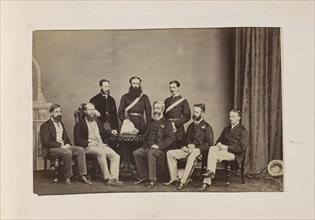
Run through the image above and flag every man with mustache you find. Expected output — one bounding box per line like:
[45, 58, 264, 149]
[90, 79, 119, 132]
[40, 104, 91, 185]
[165, 103, 214, 190]
[74, 103, 123, 186]
[200, 109, 248, 189]
[118, 76, 151, 135]
[132, 101, 175, 189]
[164, 80, 191, 148]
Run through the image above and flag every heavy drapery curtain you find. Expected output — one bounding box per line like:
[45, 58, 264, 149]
[234, 27, 282, 175]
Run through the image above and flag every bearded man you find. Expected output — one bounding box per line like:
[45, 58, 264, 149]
[164, 103, 214, 190]
[40, 104, 91, 185]
[90, 79, 118, 132]
[132, 101, 175, 189]
[118, 76, 151, 135]
[74, 103, 123, 186]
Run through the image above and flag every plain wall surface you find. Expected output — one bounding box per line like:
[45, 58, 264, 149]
[33, 28, 234, 141]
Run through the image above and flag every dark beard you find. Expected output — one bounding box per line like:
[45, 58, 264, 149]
[128, 86, 142, 98]
[192, 115, 201, 121]
[101, 89, 110, 96]
[52, 115, 62, 122]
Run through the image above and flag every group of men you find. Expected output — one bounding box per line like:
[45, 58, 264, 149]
[40, 76, 249, 190]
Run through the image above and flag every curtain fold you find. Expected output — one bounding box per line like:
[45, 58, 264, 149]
[234, 27, 282, 175]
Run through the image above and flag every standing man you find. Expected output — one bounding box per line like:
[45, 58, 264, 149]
[165, 103, 214, 190]
[90, 79, 119, 152]
[132, 101, 175, 189]
[118, 76, 151, 135]
[90, 79, 119, 132]
[200, 109, 249, 189]
[74, 103, 123, 186]
[40, 104, 91, 185]
[164, 80, 191, 148]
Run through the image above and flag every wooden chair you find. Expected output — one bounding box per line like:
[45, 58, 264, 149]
[177, 149, 208, 178]
[39, 127, 60, 184]
[43, 157, 60, 184]
[222, 150, 246, 186]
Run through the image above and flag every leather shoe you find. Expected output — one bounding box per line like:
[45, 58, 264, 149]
[177, 182, 185, 190]
[107, 179, 123, 186]
[198, 183, 210, 190]
[64, 178, 71, 185]
[134, 177, 149, 185]
[81, 175, 92, 184]
[202, 170, 215, 178]
[145, 181, 155, 189]
[163, 179, 179, 186]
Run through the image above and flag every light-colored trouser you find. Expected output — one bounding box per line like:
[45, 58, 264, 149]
[85, 145, 120, 181]
[167, 148, 201, 185]
[203, 145, 235, 185]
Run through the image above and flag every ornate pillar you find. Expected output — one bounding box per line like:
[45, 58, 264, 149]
[32, 57, 52, 170]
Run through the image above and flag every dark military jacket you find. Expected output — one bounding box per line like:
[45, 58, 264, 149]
[164, 95, 191, 143]
[184, 119, 214, 152]
[118, 93, 151, 135]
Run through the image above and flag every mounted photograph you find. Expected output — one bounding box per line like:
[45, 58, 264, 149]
[32, 27, 283, 195]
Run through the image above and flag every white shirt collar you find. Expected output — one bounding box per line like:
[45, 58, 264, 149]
[194, 118, 203, 125]
[231, 122, 239, 129]
[171, 93, 180, 98]
[100, 92, 108, 98]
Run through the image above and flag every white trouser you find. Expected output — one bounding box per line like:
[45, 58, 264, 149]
[85, 145, 120, 181]
[167, 148, 201, 185]
[203, 145, 235, 185]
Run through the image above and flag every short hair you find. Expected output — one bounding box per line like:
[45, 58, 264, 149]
[78, 103, 87, 111]
[129, 76, 142, 83]
[153, 100, 165, 110]
[99, 79, 110, 86]
[169, 80, 180, 87]
[194, 103, 206, 112]
[231, 109, 242, 117]
[49, 103, 61, 113]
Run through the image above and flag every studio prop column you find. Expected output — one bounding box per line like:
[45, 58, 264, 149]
[33, 57, 52, 170]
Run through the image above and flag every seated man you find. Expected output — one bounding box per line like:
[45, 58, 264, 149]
[40, 104, 91, 185]
[132, 101, 175, 189]
[200, 109, 249, 189]
[165, 103, 214, 190]
[74, 103, 123, 186]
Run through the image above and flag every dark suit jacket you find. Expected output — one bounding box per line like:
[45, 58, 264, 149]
[142, 117, 175, 151]
[40, 119, 71, 158]
[184, 120, 214, 153]
[216, 124, 249, 165]
[74, 118, 109, 148]
[90, 93, 119, 130]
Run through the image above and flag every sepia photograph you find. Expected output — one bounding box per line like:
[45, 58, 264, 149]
[1, 1, 314, 219]
[32, 27, 283, 195]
